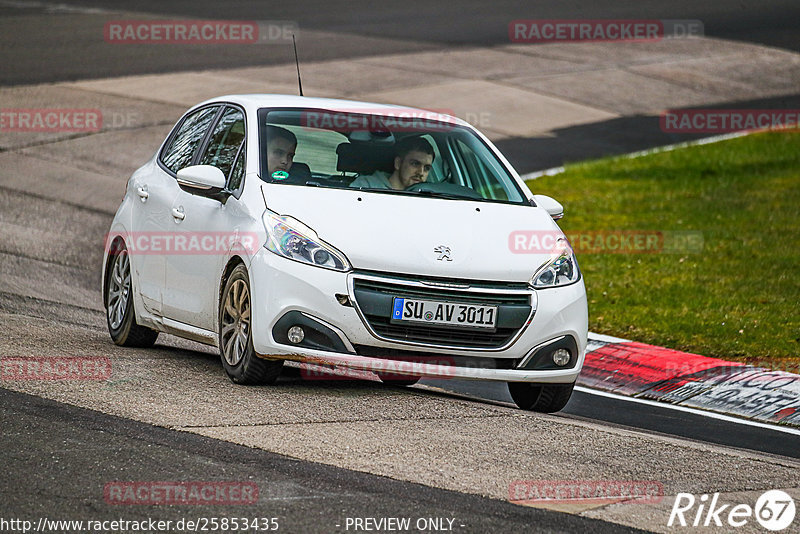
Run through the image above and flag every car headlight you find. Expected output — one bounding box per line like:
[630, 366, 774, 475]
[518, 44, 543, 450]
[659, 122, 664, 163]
[530, 238, 580, 288]
[263, 210, 350, 271]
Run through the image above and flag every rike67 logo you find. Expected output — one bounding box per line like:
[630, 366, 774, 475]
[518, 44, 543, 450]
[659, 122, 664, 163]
[668, 490, 796, 531]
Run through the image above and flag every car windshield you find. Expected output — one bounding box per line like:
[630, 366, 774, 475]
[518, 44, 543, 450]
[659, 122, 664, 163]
[258, 108, 527, 205]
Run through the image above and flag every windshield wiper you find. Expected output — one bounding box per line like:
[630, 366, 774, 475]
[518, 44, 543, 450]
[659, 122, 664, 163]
[397, 189, 488, 201]
[351, 187, 513, 204]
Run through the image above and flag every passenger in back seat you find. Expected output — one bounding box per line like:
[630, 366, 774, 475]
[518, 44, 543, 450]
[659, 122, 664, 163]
[349, 136, 434, 190]
[265, 125, 297, 178]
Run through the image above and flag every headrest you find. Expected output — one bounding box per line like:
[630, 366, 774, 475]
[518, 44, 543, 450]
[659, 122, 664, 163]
[287, 161, 311, 183]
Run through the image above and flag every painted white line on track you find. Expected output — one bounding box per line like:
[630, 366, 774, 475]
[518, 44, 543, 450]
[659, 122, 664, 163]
[587, 332, 630, 344]
[0, 0, 110, 13]
[522, 166, 565, 180]
[521, 131, 751, 181]
[616, 131, 750, 159]
[575, 386, 800, 436]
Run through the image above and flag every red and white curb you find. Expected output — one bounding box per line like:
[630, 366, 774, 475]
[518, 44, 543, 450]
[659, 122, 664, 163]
[581, 332, 800, 428]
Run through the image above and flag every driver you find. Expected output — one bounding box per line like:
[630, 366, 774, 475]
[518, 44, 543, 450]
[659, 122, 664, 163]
[350, 136, 434, 190]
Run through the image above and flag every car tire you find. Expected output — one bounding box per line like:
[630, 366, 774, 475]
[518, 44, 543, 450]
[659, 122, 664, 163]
[508, 382, 575, 413]
[377, 373, 421, 387]
[105, 241, 159, 348]
[219, 264, 283, 385]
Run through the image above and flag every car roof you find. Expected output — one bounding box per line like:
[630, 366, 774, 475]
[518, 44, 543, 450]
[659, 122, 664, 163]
[194, 94, 468, 128]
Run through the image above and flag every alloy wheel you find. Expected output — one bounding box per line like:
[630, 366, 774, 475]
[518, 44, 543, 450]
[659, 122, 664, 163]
[107, 250, 131, 330]
[220, 279, 251, 366]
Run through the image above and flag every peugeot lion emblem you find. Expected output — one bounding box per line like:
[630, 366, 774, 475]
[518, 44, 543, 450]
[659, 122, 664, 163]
[434, 245, 453, 261]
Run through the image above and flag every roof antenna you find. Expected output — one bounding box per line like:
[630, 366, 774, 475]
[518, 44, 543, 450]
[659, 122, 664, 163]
[292, 34, 303, 96]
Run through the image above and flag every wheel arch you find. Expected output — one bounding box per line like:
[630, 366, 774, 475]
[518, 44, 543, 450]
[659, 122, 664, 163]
[218, 255, 247, 319]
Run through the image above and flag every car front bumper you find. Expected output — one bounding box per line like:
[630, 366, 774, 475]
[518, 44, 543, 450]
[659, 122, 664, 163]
[248, 249, 587, 383]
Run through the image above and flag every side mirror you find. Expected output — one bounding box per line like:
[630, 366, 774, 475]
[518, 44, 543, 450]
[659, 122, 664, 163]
[176, 165, 229, 201]
[532, 194, 564, 220]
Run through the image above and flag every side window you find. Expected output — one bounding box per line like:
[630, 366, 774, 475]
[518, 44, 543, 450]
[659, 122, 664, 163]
[277, 125, 344, 176]
[453, 138, 519, 202]
[161, 106, 219, 173]
[199, 107, 245, 178]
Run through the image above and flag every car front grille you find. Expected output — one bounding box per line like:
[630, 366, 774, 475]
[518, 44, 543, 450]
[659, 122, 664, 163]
[351, 274, 533, 349]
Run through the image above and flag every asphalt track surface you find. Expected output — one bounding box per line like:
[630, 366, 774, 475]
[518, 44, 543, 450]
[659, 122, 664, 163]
[3, 0, 800, 171]
[2, 0, 800, 86]
[1, 1, 800, 532]
[1, 387, 644, 533]
[421, 379, 800, 459]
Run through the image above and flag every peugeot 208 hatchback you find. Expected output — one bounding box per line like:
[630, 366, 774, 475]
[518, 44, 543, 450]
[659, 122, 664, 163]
[102, 95, 588, 412]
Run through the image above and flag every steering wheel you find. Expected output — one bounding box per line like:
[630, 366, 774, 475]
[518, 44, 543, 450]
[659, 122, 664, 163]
[405, 181, 483, 199]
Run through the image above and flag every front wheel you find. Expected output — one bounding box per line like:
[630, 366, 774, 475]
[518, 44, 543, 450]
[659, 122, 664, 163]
[105, 241, 159, 347]
[508, 382, 575, 413]
[219, 264, 283, 385]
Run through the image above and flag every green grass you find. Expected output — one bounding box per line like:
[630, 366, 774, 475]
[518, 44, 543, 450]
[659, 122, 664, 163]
[527, 131, 800, 364]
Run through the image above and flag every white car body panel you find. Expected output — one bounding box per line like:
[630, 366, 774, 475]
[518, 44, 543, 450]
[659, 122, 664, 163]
[261, 183, 561, 282]
[102, 94, 588, 387]
[128, 157, 175, 315]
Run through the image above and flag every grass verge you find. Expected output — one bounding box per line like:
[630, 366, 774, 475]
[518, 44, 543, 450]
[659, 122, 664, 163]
[527, 131, 800, 365]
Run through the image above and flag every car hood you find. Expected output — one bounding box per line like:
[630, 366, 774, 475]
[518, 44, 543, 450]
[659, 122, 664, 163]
[261, 184, 564, 283]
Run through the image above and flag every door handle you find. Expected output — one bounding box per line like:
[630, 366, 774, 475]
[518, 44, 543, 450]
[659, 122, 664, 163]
[172, 206, 185, 221]
[136, 185, 149, 202]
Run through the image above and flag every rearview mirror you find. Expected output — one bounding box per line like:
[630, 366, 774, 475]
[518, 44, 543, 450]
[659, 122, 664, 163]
[532, 195, 564, 220]
[176, 165, 229, 202]
[177, 164, 226, 189]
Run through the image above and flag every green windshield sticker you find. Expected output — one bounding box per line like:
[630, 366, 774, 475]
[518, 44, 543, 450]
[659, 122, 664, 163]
[271, 170, 289, 180]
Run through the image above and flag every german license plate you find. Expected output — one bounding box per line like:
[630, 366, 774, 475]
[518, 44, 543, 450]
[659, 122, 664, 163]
[391, 298, 497, 329]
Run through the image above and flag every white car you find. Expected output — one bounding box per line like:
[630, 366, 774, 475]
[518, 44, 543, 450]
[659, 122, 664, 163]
[102, 94, 587, 412]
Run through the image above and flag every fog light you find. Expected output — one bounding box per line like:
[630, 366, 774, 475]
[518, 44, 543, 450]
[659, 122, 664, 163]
[287, 326, 305, 344]
[552, 348, 570, 366]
